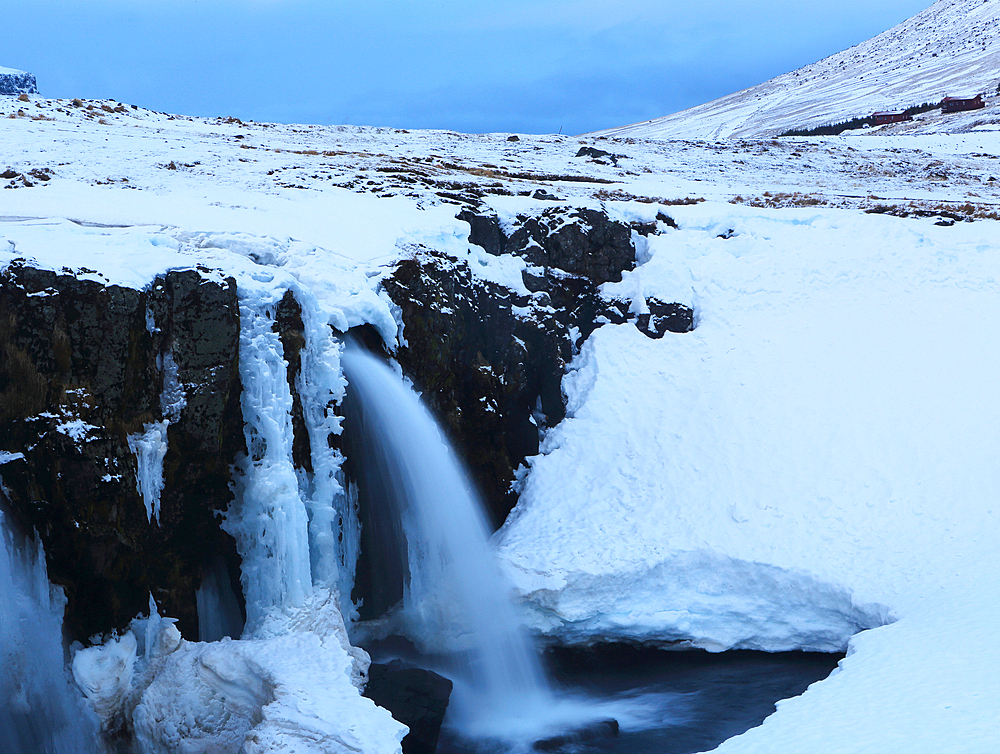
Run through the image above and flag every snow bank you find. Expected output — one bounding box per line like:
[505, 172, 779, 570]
[131, 592, 403, 754]
[497, 201, 1000, 750]
[70, 592, 403, 754]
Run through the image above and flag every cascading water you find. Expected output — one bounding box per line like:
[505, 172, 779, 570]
[342, 344, 638, 748]
[342, 345, 550, 731]
[0, 508, 99, 754]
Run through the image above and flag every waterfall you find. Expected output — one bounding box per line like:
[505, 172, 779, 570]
[0, 510, 99, 754]
[341, 345, 554, 736]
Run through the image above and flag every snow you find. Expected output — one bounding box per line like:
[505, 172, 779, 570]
[1, 83, 999, 753]
[72, 632, 138, 731]
[71, 593, 404, 754]
[496, 201, 1000, 749]
[0, 66, 28, 76]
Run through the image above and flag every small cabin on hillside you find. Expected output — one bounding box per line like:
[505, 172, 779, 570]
[941, 95, 984, 114]
[872, 111, 913, 125]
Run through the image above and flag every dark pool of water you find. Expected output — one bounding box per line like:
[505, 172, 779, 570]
[533, 644, 841, 754]
[369, 639, 842, 754]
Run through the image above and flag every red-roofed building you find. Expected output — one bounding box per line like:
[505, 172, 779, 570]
[941, 95, 984, 113]
[872, 111, 913, 125]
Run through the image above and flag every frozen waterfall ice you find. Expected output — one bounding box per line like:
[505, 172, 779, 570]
[0, 509, 99, 754]
[221, 285, 358, 629]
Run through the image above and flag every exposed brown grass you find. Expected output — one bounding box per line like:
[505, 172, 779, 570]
[729, 192, 1000, 222]
[731, 191, 823, 209]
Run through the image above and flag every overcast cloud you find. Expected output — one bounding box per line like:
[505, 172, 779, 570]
[4, 1, 932, 134]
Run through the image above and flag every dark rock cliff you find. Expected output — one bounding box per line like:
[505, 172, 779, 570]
[0, 204, 695, 637]
[0, 263, 243, 641]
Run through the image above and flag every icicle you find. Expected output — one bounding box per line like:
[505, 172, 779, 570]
[126, 350, 187, 525]
[158, 350, 187, 423]
[126, 421, 169, 524]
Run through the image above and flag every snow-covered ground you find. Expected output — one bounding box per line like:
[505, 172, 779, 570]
[596, 0, 1000, 139]
[2, 93, 999, 753]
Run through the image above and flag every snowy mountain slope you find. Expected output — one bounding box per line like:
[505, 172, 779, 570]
[2, 94, 1000, 753]
[595, 0, 1000, 139]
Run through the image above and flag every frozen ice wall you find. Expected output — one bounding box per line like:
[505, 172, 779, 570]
[223, 289, 314, 626]
[222, 280, 359, 629]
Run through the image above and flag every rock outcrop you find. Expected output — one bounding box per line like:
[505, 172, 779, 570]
[0, 68, 37, 96]
[0, 263, 244, 641]
[380, 249, 565, 529]
[379, 207, 693, 529]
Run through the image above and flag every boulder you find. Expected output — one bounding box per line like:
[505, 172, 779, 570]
[534, 718, 619, 750]
[636, 298, 695, 338]
[364, 661, 453, 754]
[574, 146, 626, 166]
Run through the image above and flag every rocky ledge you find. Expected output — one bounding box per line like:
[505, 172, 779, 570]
[379, 206, 694, 529]
[0, 67, 37, 96]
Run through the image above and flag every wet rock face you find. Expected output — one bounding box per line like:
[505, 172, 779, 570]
[0, 263, 244, 642]
[273, 290, 312, 472]
[381, 250, 564, 529]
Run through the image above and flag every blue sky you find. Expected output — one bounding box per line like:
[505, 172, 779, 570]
[4, 1, 932, 134]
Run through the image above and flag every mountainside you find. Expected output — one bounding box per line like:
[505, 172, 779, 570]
[596, 0, 1000, 139]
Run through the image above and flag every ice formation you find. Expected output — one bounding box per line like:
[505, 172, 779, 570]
[127, 422, 169, 524]
[195, 556, 245, 643]
[222, 290, 313, 625]
[0, 510, 99, 753]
